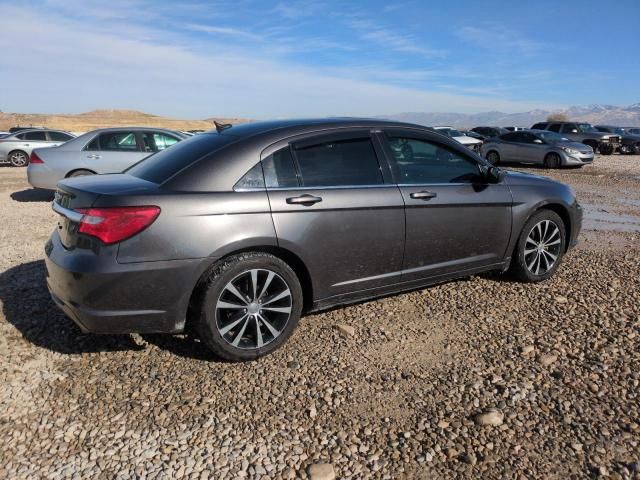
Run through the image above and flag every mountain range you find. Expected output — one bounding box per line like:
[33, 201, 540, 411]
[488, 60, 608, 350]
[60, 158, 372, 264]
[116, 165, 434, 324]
[380, 103, 640, 128]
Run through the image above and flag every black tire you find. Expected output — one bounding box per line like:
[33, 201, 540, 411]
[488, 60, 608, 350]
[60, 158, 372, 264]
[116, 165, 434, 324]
[196, 252, 303, 362]
[8, 150, 29, 167]
[67, 169, 95, 177]
[599, 144, 614, 155]
[543, 152, 561, 169]
[486, 150, 500, 165]
[633, 143, 640, 155]
[509, 209, 566, 283]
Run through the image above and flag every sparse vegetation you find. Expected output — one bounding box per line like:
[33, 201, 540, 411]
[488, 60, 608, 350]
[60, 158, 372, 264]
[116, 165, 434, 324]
[547, 112, 569, 122]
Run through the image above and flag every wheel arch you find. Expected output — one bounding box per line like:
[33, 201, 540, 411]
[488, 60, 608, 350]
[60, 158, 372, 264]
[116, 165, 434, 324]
[532, 203, 572, 252]
[185, 245, 314, 332]
[65, 168, 97, 177]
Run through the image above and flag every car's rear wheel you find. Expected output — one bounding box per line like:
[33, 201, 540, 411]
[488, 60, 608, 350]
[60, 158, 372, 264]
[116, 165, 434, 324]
[599, 144, 614, 155]
[8, 150, 29, 167]
[67, 169, 95, 177]
[486, 150, 500, 165]
[509, 210, 566, 282]
[196, 252, 303, 361]
[543, 152, 561, 169]
[633, 143, 640, 155]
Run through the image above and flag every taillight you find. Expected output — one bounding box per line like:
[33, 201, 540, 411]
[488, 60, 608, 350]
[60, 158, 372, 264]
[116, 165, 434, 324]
[75, 206, 160, 245]
[30, 152, 44, 164]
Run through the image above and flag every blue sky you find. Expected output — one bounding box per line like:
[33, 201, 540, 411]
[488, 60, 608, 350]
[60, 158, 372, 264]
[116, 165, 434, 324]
[0, 0, 638, 118]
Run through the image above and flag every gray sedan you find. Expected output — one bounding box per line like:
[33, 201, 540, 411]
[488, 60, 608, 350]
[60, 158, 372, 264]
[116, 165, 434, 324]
[0, 129, 76, 167]
[481, 130, 594, 168]
[27, 127, 188, 189]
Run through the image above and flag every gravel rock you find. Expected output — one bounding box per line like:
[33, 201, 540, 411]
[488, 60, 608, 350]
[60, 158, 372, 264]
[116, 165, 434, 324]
[538, 354, 558, 366]
[307, 463, 335, 480]
[474, 409, 504, 427]
[335, 324, 355, 337]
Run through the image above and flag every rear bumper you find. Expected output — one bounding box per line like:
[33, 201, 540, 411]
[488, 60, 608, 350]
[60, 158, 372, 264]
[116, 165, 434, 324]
[27, 164, 59, 189]
[45, 231, 208, 334]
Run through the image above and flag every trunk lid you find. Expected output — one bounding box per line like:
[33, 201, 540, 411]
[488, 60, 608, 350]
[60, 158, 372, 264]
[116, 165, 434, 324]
[53, 174, 160, 249]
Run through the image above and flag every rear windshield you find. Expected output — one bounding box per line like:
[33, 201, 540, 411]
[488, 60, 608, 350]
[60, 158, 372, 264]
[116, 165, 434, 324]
[126, 133, 236, 184]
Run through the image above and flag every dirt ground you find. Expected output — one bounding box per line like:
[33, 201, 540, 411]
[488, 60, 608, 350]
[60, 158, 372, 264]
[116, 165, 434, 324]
[0, 155, 638, 479]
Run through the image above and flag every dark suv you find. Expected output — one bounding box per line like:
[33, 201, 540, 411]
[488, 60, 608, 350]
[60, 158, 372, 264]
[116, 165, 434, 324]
[531, 121, 621, 154]
[46, 119, 582, 361]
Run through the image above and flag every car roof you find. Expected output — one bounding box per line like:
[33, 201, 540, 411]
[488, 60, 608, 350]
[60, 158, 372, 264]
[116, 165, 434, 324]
[84, 126, 184, 133]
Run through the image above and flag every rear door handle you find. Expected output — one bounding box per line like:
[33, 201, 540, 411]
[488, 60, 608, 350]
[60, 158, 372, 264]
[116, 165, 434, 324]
[410, 190, 437, 200]
[286, 194, 322, 205]
[87, 154, 102, 159]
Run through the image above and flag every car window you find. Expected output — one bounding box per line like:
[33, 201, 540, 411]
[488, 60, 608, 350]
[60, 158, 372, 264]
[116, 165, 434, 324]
[531, 123, 546, 130]
[548, 124, 562, 133]
[126, 133, 237, 184]
[263, 147, 299, 188]
[141, 132, 180, 152]
[48, 131, 73, 142]
[88, 131, 139, 151]
[292, 137, 383, 187]
[386, 136, 480, 184]
[501, 132, 521, 141]
[561, 124, 577, 133]
[23, 131, 47, 141]
[234, 162, 265, 190]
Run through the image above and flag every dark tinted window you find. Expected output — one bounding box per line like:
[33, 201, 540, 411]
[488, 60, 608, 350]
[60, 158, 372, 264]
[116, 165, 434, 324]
[560, 123, 577, 133]
[234, 162, 265, 190]
[548, 124, 562, 132]
[293, 138, 382, 187]
[501, 132, 521, 141]
[127, 133, 237, 184]
[531, 123, 547, 130]
[263, 147, 299, 188]
[386, 136, 480, 184]
[23, 131, 47, 141]
[48, 131, 73, 142]
[87, 131, 139, 151]
[142, 132, 180, 152]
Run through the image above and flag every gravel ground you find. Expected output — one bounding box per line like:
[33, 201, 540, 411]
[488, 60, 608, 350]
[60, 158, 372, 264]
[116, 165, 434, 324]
[1, 156, 639, 479]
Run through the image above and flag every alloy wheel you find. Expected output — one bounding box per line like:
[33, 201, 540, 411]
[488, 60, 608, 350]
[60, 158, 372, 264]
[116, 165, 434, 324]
[524, 220, 562, 275]
[9, 151, 28, 167]
[215, 269, 292, 350]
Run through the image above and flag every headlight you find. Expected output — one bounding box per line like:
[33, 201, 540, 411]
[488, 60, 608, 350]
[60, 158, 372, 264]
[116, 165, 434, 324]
[560, 146, 581, 155]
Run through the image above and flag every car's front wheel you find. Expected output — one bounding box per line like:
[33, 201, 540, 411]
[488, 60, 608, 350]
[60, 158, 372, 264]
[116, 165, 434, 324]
[599, 144, 614, 155]
[543, 152, 561, 169]
[509, 210, 566, 282]
[8, 150, 29, 167]
[196, 252, 303, 361]
[486, 150, 500, 165]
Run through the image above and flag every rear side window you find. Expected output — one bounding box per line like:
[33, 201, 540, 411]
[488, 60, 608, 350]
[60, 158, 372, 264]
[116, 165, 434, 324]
[560, 124, 576, 133]
[48, 131, 73, 142]
[87, 131, 139, 151]
[127, 133, 236, 184]
[293, 138, 382, 187]
[263, 147, 299, 188]
[234, 163, 265, 190]
[141, 132, 180, 152]
[548, 124, 562, 132]
[23, 131, 47, 141]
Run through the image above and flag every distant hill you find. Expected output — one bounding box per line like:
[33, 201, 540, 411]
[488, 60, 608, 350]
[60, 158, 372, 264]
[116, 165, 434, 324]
[380, 103, 640, 129]
[0, 109, 250, 133]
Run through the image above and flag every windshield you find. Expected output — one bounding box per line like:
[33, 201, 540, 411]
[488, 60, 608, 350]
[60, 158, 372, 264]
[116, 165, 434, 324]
[576, 123, 599, 133]
[536, 131, 569, 142]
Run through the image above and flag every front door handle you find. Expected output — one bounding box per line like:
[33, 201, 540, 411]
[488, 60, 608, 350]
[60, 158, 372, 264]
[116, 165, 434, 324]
[87, 154, 102, 159]
[410, 190, 437, 200]
[286, 194, 322, 206]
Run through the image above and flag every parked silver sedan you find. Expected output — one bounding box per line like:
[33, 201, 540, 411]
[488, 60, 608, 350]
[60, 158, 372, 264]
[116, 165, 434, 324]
[481, 129, 594, 168]
[27, 127, 188, 189]
[0, 129, 76, 167]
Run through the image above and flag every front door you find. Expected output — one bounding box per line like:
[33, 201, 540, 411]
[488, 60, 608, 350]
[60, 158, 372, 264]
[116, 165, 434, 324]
[380, 130, 513, 281]
[263, 131, 405, 301]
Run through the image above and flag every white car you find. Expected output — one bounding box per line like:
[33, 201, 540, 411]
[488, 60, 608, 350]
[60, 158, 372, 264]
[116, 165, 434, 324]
[433, 126, 483, 153]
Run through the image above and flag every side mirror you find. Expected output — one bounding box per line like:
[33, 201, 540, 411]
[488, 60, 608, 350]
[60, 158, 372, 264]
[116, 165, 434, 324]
[570, 129, 578, 133]
[479, 165, 505, 183]
[533, 139, 544, 144]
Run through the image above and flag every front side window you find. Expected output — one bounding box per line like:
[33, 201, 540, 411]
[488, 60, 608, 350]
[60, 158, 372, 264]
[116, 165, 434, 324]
[23, 131, 47, 141]
[293, 137, 383, 187]
[386, 136, 480, 184]
[548, 124, 562, 132]
[500, 132, 521, 142]
[561, 123, 578, 133]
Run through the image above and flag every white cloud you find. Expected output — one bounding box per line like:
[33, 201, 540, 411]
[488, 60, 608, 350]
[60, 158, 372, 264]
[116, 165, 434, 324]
[0, 4, 554, 118]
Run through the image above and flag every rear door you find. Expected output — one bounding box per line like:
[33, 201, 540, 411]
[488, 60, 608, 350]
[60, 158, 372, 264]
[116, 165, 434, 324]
[380, 130, 512, 281]
[84, 130, 147, 173]
[264, 130, 406, 301]
[47, 131, 74, 146]
[141, 131, 182, 153]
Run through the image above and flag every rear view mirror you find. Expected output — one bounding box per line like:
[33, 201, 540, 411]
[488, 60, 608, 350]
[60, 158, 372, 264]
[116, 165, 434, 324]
[533, 139, 543, 144]
[479, 165, 505, 183]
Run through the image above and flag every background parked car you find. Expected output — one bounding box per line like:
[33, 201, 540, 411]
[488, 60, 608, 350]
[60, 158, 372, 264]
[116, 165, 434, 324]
[470, 126, 509, 140]
[530, 121, 620, 155]
[594, 125, 640, 154]
[0, 129, 76, 167]
[504, 126, 527, 132]
[28, 127, 188, 189]
[9, 126, 46, 133]
[0, 132, 10, 138]
[626, 127, 640, 135]
[433, 126, 482, 153]
[481, 129, 594, 168]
